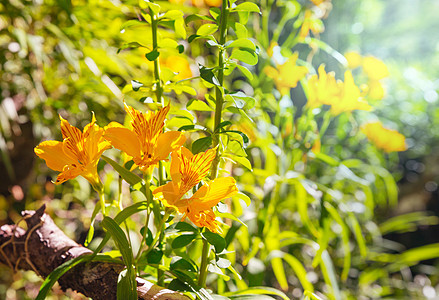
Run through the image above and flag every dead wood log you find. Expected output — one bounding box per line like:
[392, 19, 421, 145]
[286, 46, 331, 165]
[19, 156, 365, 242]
[0, 205, 189, 300]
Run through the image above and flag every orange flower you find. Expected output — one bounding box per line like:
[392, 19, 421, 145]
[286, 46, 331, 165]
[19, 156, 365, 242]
[104, 103, 185, 173]
[153, 147, 238, 232]
[264, 52, 308, 95]
[34, 114, 111, 190]
[361, 121, 407, 153]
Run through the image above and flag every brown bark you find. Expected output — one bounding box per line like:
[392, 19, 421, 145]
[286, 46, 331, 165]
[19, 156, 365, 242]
[0, 205, 188, 300]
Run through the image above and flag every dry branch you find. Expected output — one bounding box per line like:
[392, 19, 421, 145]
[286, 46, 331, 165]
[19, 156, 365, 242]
[0, 205, 188, 300]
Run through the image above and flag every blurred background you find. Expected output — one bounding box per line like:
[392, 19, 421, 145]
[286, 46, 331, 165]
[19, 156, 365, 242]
[1, 0, 439, 299]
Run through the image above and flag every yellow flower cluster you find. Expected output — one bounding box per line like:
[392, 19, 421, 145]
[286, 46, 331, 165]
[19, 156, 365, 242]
[264, 52, 308, 96]
[306, 65, 372, 115]
[34, 103, 237, 232]
[345, 51, 389, 100]
[361, 121, 407, 153]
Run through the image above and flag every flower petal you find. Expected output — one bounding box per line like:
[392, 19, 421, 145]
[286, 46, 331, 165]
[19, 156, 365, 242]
[179, 147, 217, 193]
[104, 122, 141, 158]
[190, 177, 238, 211]
[55, 164, 83, 184]
[155, 131, 186, 160]
[60, 116, 85, 162]
[34, 140, 76, 172]
[153, 181, 182, 209]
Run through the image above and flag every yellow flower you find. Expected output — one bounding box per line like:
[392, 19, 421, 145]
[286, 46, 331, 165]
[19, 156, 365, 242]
[104, 103, 186, 173]
[367, 80, 385, 100]
[264, 52, 308, 95]
[267, 41, 279, 58]
[34, 114, 111, 190]
[362, 55, 389, 80]
[306, 66, 372, 115]
[329, 70, 372, 115]
[153, 147, 238, 233]
[344, 51, 363, 69]
[161, 55, 193, 81]
[306, 64, 339, 109]
[361, 121, 407, 153]
[299, 10, 325, 39]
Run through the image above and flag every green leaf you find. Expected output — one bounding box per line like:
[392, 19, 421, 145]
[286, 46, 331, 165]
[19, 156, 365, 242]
[145, 49, 160, 61]
[234, 23, 248, 39]
[117, 269, 137, 300]
[171, 221, 200, 233]
[36, 255, 92, 300]
[120, 20, 145, 31]
[216, 258, 232, 269]
[202, 231, 226, 253]
[199, 65, 220, 86]
[36, 202, 148, 300]
[225, 287, 289, 300]
[216, 212, 247, 227]
[271, 256, 288, 290]
[348, 213, 367, 258]
[282, 253, 314, 292]
[324, 202, 351, 282]
[236, 65, 253, 80]
[140, 226, 153, 246]
[162, 10, 184, 20]
[131, 80, 144, 92]
[172, 233, 198, 248]
[187, 99, 214, 111]
[117, 42, 146, 54]
[188, 34, 200, 43]
[143, 0, 160, 14]
[147, 248, 163, 264]
[177, 44, 184, 53]
[216, 121, 232, 131]
[185, 14, 215, 24]
[226, 38, 256, 51]
[102, 155, 142, 186]
[320, 250, 341, 300]
[197, 24, 218, 36]
[192, 137, 213, 154]
[231, 2, 261, 13]
[380, 212, 439, 235]
[234, 192, 251, 207]
[171, 257, 197, 272]
[230, 48, 258, 65]
[101, 217, 136, 299]
[84, 203, 101, 246]
[95, 201, 149, 254]
[174, 17, 187, 39]
[222, 130, 249, 143]
[101, 217, 133, 266]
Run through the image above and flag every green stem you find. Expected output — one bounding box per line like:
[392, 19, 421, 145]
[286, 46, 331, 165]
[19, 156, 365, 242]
[319, 111, 332, 138]
[98, 189, 106, 216]
[198, 0, 229, 289]
[150, 5, 167, 284]
[151, 13, 163, 104]
[198, 238, 210, 287]
[210, 0, 229, 180]
[143, 210, 171, 258]
[135, 173, 152, 262]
